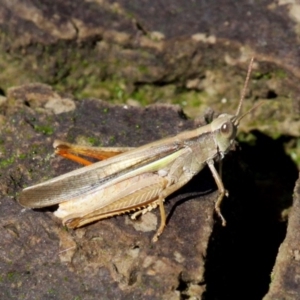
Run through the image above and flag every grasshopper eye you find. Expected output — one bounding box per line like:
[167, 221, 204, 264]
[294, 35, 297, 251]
[220, 122, 234, 137]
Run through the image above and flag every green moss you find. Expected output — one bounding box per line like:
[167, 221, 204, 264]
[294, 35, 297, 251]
[47, 288, 56, 295]
[86, 137, 99, 146]
[174, 90, 206, 113]
[237, 132, 257, 146]
[130, 84, 178, 106]
[274, 69, 287, 79]
[78, 79, 130, 102]
[252, 72, 272, 80]
[130, 89, 150, 106]
[284, 137, 300, 168]
[138, 65, 149, 74]
[7, 271, 17, 282]
[113, 85, 125, 100]
[18, 153, 27, 160]
[34, 125, 54, 135]
[109, 136, 116, 143]
[0, 156, 15, 168]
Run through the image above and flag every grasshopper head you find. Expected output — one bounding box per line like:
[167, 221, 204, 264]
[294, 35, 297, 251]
[211, 113, 238, 156]
[210, 57, 257, 157]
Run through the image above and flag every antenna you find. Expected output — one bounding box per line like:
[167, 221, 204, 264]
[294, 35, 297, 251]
[235, 101, 264, 125]
[235, 57, 254, 117]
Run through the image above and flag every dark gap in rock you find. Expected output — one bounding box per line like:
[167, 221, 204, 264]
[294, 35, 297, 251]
[203, 130, 297, 300]
[175, 272, 190, 300]
[266, 90, 277, 99]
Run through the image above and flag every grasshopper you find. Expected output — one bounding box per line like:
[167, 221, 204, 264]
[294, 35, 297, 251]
[19, 58, 258, 242]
